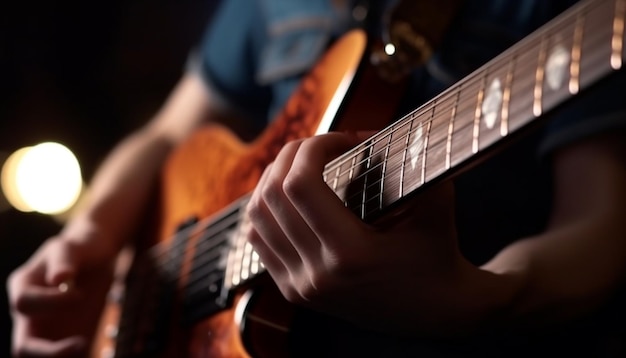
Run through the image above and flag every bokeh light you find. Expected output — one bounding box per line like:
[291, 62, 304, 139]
[1, 142, 83, 214]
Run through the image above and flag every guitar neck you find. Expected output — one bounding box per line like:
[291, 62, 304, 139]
[221, 0, 624, 292]
[325, 0, 625, 221]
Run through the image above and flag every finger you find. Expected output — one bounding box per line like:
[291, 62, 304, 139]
[284, 132, 367, 246]
[261, 140, 321, 264]
[247, 225, 309, 306]
[247, 164, 291, 278]
[13, 338, 85, 358]
[13, 319, 85, 358]
[10, 284, 82, 316]
[13, 337, 86, 358]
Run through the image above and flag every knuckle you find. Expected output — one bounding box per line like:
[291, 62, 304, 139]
[260, 176, 284, 206]
[282, 170, 308, 202]
[246, 196, 262, 222]
[282, 139, 304, 154]
[323, 250, 359, 277]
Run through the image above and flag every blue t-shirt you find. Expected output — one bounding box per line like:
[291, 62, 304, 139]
[196, 0, 345, 124]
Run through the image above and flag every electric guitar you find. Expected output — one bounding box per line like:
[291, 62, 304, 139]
[91, 0, 625, 356]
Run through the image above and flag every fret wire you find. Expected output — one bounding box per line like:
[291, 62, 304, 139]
[472, 73, 485, 154]
[223, 243, 235, 289]
[231, 233, 245, 286]
[534, 35, 548, 117]
[501, 57, 515, 136]
[380, 128, 392, 209]
[570, 13, 584, 94]
[251, 250, 260, 274]
[421, 104, 434, 183]
[241, 241, 253, 280]
[399, 113, 415, 198]
[446, 90, 459, 169]
[348, 154, 356, 182]
[361, 143, 374, 219]
[344, 155, 357, 207]
[611, 0, 625, 69]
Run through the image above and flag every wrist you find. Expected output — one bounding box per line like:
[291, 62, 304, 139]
[59, 215, 122, 258]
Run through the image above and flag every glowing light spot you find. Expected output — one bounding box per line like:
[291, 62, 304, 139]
[384, 43, 396, 56]
[1, 142, 82, 214]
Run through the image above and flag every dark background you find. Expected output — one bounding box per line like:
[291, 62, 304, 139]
[0, 0, 220, 355]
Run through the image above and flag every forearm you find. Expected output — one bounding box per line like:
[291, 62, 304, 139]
[482, 211, 626, 328]
[60, 129, 174, 254]
[475, 133, 626, 332]
[59, 73, 213, 254]
[421, 133, 626, 336]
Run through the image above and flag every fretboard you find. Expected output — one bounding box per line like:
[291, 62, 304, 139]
[325, 0, 624, 221]
[221, 0, 624, 291]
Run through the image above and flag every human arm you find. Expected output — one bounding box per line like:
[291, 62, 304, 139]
[245, 129, 626, 336]
[482, 131, 626, 328]
[7, 72, 219, 357]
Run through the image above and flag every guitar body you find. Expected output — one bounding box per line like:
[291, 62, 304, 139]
[91, 30, 407, 358]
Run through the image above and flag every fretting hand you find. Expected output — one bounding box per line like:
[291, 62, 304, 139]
[246, 132, 481, 333]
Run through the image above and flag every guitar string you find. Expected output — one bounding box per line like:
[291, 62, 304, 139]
[325, 22, 613, 205]
[148, 0, 605, 293]
[333, 24, 612, 218]
[324, 17, 610, 209]
[333, 79, 532, 216]
[334, 33, 616, 217]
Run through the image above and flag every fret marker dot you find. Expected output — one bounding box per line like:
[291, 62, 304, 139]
[546, 44, 570, 91]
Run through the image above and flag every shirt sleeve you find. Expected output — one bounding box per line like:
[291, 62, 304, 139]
[192, 0, 272, 123]
[189, 0, 339, 125]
